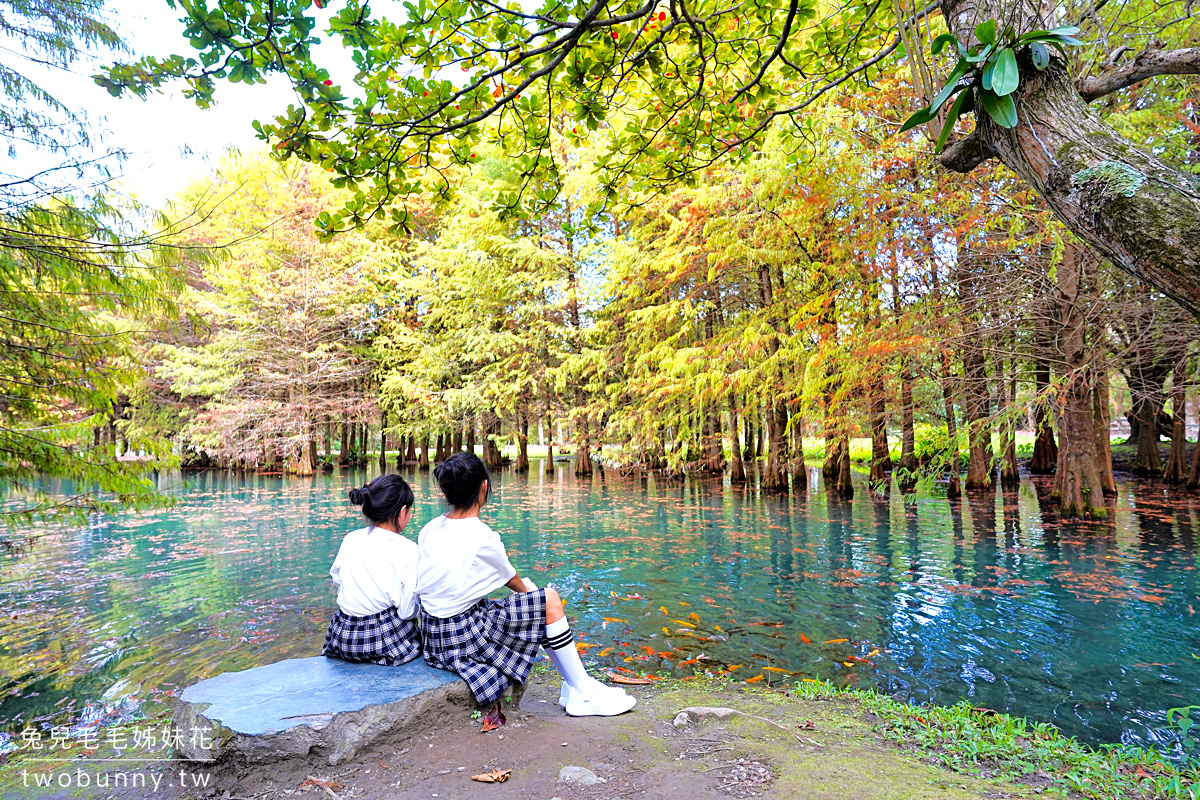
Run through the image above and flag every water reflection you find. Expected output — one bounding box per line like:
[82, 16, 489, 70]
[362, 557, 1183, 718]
[1, 464, 1198, 752]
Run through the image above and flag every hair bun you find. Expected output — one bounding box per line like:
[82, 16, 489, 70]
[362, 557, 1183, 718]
[347, 487, 367, 506]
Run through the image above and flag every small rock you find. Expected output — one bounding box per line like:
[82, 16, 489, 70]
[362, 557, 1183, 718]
[677, 706, 738, 720]
[559, 766, 605, 786]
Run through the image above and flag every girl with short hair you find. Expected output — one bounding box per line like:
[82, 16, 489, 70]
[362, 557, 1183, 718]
[322, 473, 421, 666]
[416, 451, 635, 717]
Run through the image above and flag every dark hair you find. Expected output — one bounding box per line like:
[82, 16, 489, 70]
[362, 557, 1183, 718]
[348, 474, 415, 530]
[433, 452, 491, 510]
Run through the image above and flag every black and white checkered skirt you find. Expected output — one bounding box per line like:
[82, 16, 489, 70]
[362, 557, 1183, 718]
[420, 589, 547, 707]
[322, 606, 421, 666]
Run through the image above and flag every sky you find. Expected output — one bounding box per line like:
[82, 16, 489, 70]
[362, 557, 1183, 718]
[5, 0, 356, 209]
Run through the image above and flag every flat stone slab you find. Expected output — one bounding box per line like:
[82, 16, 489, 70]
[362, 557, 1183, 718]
[173, 657, 475, 768]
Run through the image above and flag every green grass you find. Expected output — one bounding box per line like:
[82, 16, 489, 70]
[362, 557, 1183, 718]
[790, 680, 1200, 800]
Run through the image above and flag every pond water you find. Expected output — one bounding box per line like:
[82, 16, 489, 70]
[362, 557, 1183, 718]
[1, 464, 1198, 754]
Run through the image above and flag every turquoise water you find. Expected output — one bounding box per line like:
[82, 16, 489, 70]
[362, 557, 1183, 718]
[1, 464, 1198, 753]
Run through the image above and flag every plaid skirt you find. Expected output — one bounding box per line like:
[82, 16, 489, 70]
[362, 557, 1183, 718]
[420, 589, 547, 707]
[322, 606, 421, 666]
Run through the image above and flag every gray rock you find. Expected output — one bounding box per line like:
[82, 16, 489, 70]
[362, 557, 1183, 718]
[174, 656, 475, 767]
[559, 765, 605, 786]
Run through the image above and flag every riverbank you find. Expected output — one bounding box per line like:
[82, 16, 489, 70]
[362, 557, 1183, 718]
[2, 670, 1195, 800]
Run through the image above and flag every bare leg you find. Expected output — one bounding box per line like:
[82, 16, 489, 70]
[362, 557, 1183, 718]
[545, 587, 565, 624]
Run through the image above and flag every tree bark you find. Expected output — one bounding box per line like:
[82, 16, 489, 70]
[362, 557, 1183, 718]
[406, 434, 417, 463]
[419, 434, 430, 470]
[466, 411, 476, 455]
[936, 0, 1200, 315]
[339, 421, 349, 467]
[545, 408, 555, 474]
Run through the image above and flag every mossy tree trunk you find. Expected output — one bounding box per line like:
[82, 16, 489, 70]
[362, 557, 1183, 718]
[938, 0, 1200, 314]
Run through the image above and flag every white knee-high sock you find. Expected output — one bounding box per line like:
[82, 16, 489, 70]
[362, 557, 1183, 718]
[545, 617, 601, 696]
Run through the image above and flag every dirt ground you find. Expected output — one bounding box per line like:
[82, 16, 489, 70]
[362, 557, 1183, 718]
[2, 673, 1044, 800]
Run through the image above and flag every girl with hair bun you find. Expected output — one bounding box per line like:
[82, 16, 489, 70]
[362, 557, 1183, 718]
[322, 473, 422, 666]
[417, 452, 636, 717]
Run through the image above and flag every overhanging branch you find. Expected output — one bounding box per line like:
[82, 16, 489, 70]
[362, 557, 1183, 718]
[938, 129, 996, 173]
[1076, 46, 1200, 102]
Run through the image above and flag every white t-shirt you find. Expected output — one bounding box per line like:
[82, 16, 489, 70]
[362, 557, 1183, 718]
[329, 526, 419, 618]
[415, 514, 517, 618]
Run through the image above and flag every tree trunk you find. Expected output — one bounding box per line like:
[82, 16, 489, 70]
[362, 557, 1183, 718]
[1093, 366, 1117, 496]
[574, 411, 593, 476]
[941, 351, 962, 500]
[379, 411, 388, 472]
[898, 366, 916, 487]
[962, 346, 993, 490]
[743, 416, 755, 461]
[466, 411, 476, 454]
[453, 425, 464, 454]
[323, 416, 332, 459]
[1165, 363, 1188, 484]
[1030, 349, 1058, 474]
[869, 387, 891, 488]
[1130, 394, 1164, 476]
[339, 420, 350, 466]
[936, 0, 1200, 315]
[515, 404, 530, 472]
[763, 399, 788, 491]
[482, 411, 503, 469]
[1000, 357, 1020, 487]
[545, 408, 555, 474]
[827, 435, 852, 497]
[419, 434, 430, 470]
[789, 410, 808, 492]
[729, 396, 746, 483]
[406, 434, 417, 463]
[1051, 241, 1107, 519]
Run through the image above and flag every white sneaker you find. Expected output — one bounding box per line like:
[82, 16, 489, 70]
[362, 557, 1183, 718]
[565, 684, 637, 717]
[559, 681, 570, 707]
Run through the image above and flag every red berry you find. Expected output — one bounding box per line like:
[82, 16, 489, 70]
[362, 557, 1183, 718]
[470, 153, 477, 158]
[611, 30, 618, 39]
[322, 79, 332, 85]
[658, 10, 666, 20]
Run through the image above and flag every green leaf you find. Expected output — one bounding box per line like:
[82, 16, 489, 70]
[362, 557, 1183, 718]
[974, 19, 996, 45]
[928, 59, 971, 114]
[1044, 25, 1081, 36]
[899, 106, 935, 133]
[990, 48, 1019, 96]
[935, 88, 974, 153]
[980, 88, 1017, 127]
[1030, 42, 1050, 70]
[931, 33, 958, 55]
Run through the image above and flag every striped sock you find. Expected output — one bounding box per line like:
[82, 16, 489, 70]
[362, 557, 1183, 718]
[544, 618, 597, 696]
